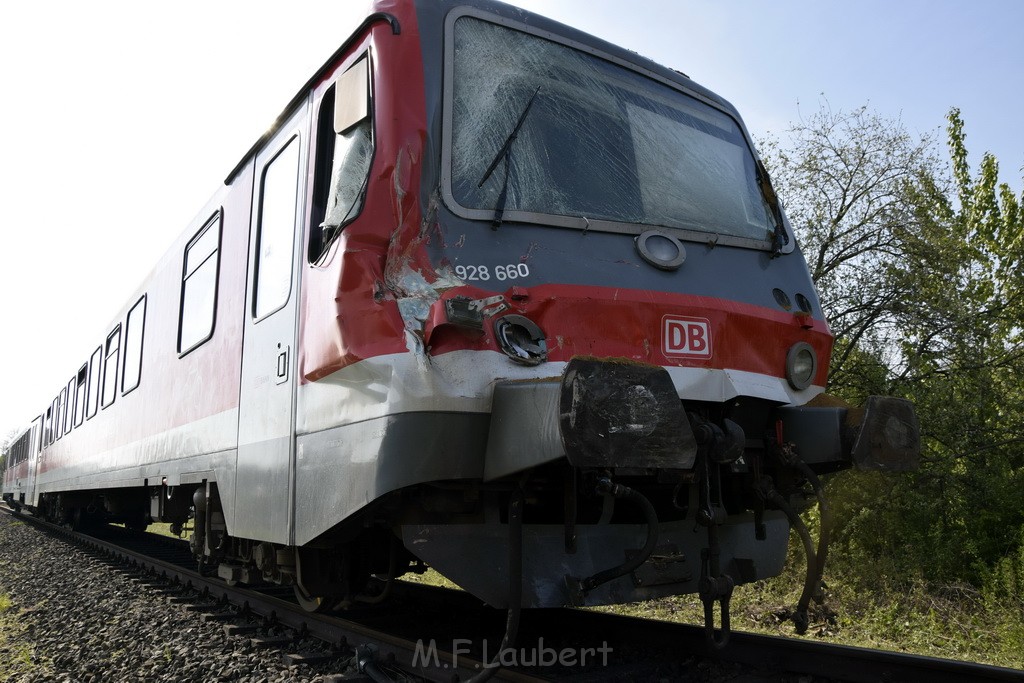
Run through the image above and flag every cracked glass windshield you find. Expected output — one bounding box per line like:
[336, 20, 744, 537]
[450, 16, 777, 243]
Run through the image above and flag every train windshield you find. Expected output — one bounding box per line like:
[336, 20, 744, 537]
[447, 16, 777, 245]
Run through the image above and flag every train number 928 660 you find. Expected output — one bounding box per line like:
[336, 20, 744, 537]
[454, 263, 531, 281]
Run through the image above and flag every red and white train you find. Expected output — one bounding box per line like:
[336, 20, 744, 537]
[4, 0, 917, 640]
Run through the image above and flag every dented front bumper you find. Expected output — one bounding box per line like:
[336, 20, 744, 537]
[775, 395, 921, 472]
[485, 358, 921, 479]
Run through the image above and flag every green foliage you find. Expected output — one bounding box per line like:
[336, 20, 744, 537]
[767, 102, 1024, 661]
[875, 108, 1024, 588]
[596, 563, 1024, 669]
[760, 104, 945, 392]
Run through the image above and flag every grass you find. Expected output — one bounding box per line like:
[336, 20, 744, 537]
[0, 592, 50, 679]
[109, 521, 191, 540]
[147, 521, 189, 539]
[588, 559, 1024, 671]
[400, 569, 462, 591]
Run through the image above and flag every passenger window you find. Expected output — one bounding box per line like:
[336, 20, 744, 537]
[74, 365, 87, 427]
[86, 346, 102, 419]
[44, 405, 53, 446]
[57, 387, 67, 438]
[254, 137, 300, 320]
[101, 326, 121, 408]
[309, 56, 374, 263]
[179, 214, 221, 354]
[64, 378, 74, 434]
[122, 296, 147, 394]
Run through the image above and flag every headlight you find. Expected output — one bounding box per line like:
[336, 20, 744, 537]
[636, 230, 686, 271]
[494, 315, 547, 366]
[786, 342, 818, 390]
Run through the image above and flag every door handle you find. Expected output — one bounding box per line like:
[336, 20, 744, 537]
[276, 344, 289, 385]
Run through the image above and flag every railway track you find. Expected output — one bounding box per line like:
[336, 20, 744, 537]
[2, 504, 1021, 682]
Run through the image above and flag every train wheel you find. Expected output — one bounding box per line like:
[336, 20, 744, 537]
[125, 518, 149, 533]
[293, 583, 337, 613]
[293, 547, 348, 613]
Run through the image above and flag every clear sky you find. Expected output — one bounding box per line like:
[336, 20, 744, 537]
[1, 0, 1022, 440]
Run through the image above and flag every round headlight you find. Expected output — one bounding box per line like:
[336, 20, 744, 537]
[786, 342, 818, 390]
[636, 230, 686, 271]
[494, 315, 547, 366]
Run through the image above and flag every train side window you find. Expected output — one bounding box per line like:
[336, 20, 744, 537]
[86, 346, 102, 419]
[122, 295, 147, 395]
[179, 213, 221, 355]
[309, 55, 374, 263]
[44, 405, 52, 446]
[101, 325, 121, 409]
[56, 387, 67, 439]
[64, 378, 75, 435]
[73, 365, 87, 427]
[254, 136, 300, 320]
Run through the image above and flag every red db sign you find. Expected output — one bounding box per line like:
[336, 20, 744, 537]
[662, 316, 712, 359]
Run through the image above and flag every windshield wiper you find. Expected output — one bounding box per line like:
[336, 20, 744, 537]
[478, 87, 541, 229]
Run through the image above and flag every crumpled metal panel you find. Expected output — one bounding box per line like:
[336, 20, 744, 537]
[850, 396, 921, 472]
[559, 357, 697, 470]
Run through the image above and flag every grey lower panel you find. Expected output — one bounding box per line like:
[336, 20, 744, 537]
[233, 435, 292, 544]
[401, 512, 790, 608]
[484, 380, 565, 481]
[294, 412, 490, 546]
[33, 450, 238, 532]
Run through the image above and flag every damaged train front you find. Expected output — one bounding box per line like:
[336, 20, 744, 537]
[398, 0, 921, 647]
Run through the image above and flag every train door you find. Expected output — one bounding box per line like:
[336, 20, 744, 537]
[234, 107, 309, 544]
[25, 416, 41, 507]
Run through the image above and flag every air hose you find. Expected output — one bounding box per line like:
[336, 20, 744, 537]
[565, 477, 660, 603]
[761, 481, 818, 635]
[794, 460, 832, 603]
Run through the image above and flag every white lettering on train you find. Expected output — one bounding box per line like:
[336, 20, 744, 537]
[662, 316, 712, 358]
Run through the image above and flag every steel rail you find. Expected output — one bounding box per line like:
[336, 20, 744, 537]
[3, 505, 1021, 682]
[550, 608, 1024, 683]
[0, 506, 541, 683]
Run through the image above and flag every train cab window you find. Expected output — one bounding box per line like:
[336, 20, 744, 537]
[86, 346, 102, 419]
[179, 214, 221, 354]
[122, 295, 147, 394]
[73, 365, 87, 427]
[254, 137, 300, 320]
[101, 325, 121, 409]
[309, 55, 373, 263]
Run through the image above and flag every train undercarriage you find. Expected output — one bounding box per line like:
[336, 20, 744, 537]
[28, 358, 918, 646]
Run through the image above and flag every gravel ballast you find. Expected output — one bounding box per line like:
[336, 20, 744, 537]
[0, 511, 346, 682]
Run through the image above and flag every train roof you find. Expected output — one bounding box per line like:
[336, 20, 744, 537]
[224, 0, 742, 186]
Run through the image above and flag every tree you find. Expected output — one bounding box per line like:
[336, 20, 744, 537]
[766, 103, 1024, 588]
[761, 104, 946, 398]
[0, 428, 18, 471]
[883, 108, 1024, 580]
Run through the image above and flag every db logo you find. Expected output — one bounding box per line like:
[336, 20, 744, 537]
[662, 316, 712, 359]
